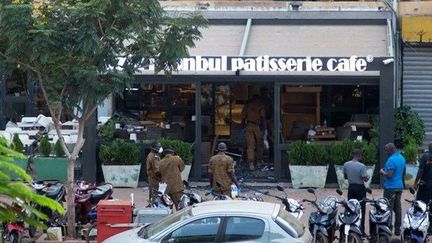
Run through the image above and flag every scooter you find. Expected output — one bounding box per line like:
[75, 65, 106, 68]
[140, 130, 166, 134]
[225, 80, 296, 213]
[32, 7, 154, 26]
[178, 181, 202, 210]
[147, 186, 173, 213]
[303, 188, 339, 243]
[29, 181, 66, 237]
[276, 185, 304, 219]
[336, 189, 363, 243]
[364, 188, 392, 243]
[2, 198, 26, 243]
[401, 187, 431, 243]
[75, 180, 113, 224]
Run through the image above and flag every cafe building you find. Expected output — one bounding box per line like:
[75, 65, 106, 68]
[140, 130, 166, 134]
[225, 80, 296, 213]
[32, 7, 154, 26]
[101, 8, 397, 184]
[0, 8, 398, 184]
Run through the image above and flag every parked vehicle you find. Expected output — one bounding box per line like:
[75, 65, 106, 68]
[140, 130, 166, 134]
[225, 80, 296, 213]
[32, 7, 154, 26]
[2, 198, 26, 243]
[148, 189, 174, 213]
[178, 181, 202, 210]
[364, 188, 392, 243]
[29, 180, 66, 236]
[103, 200, 312, 243]
[75, 180, 113, 224]
[401, 187, 431, 243]
[336, 189, 363, 243]
[303, 188, 339, 243]
[276, 185, 304, 219]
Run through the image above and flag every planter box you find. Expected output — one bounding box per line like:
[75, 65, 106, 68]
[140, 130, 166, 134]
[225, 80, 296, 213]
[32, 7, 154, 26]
[34, 157, 68, 181]
[181, 164, 192, 182]
[404, 164, 419, 188]
[102, 164, 141, 188]
[36, 234, 96, 243]
[335, 164, 375, 190]
[289, 165, 329, 189]
[10, 158, 29, 180]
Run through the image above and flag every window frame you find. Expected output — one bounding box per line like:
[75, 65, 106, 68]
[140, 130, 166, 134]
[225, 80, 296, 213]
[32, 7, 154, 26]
[219, 216, 267, 242]
[161, 216, 225, 243]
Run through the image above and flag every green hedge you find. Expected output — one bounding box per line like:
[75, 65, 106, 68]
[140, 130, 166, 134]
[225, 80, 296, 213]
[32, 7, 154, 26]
[99, 139, 141, 165]
[160, 138, 193, 165]
[287, 141, 328, 166]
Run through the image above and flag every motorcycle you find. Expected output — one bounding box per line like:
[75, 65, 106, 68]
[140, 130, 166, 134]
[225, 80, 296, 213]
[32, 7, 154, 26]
[303, 188, 339, 243]
[276, 185, 304, 219]
[2, 198, 26, 243]
[178, 181, 202, 210]
[147, 184, 174, 212]
[364, 188, 392, 243]
[75, 180, 113, 224]
[401, 187, 431, 243]
[29, 181, 66, 236]
[336, 189, 363, 243]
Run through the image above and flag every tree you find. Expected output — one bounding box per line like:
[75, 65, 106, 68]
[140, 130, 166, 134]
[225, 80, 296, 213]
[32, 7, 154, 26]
[0, 0, 206, 237]
[0, 136, 64, 229]
[394, 106, 425, 148]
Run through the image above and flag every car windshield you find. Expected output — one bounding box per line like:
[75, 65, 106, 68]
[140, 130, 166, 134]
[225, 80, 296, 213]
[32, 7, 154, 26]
[138, 208, 193, 239]
[276, 208, 305, 237]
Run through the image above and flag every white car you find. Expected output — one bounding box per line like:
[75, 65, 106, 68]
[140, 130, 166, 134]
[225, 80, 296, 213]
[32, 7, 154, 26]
[103, 200, 311, 243]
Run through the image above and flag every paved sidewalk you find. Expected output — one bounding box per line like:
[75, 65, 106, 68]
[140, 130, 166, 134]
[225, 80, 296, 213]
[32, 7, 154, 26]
[112, 183, 416, 242]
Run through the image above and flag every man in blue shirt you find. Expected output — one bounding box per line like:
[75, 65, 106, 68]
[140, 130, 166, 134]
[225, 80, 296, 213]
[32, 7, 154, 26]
[380, 143, 406, 236]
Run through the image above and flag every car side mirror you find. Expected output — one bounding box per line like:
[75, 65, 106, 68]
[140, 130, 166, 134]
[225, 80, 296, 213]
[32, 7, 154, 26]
[336, 189, 343, 196]
[277, 185, 284, 192]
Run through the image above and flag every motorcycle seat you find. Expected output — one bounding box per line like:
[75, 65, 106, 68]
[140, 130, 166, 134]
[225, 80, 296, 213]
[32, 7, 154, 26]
[91, 184, 113, 202]
[45, 183, 65, 199]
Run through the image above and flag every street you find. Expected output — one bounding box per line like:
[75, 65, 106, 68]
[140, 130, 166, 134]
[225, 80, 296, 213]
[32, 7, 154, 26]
[112, 183, 419, 242]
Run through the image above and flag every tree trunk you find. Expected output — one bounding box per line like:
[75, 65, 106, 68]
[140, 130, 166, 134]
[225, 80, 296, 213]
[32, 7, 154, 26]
[66, 156, 76, 239]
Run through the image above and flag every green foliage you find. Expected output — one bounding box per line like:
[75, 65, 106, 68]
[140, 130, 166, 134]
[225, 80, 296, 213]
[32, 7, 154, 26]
[11, 133, 24, 153]
[38, 135, 51, 157]
[54, 140, 65, 158]
[160, 138, 193, 165]
[99, 139, 140, 165]
[369, 115, 379, 147]
[330, 140, 377, 165]
[395, 106, 425, 148]
[287, 141, 328, 166]
[402, 139, 418, 164]
[98, 119, 116, 141]
[0, 136, 64, 229]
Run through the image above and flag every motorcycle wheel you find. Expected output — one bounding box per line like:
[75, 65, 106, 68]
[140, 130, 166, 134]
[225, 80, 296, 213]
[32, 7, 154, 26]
[347, 233, 362, 243]
[377, 232, 391, 243]
[4, 231, 20, 243]
[84, 222, 97, 243]
[315, 232, 329, 243]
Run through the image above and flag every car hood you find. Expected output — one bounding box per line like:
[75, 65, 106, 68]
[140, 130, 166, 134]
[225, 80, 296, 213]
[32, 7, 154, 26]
[103, 226, 145, 243]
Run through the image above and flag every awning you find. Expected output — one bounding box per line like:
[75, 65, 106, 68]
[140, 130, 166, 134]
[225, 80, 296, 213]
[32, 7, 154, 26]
[188, 23, 389, 57]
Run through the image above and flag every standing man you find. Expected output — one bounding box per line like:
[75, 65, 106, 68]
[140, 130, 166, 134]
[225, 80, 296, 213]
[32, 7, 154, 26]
[157, 146, 185, 210]
[208, 142, 238, 197]
[380, 143, 406, 236]
[241, 95, 266, 171]
[146, 141, 162, 202]
[415, 143, 432, 232]
[343, 149, 369, 234]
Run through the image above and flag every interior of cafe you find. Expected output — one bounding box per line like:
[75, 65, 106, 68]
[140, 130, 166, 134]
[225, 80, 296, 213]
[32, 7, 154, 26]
[113, 82, 379, 180]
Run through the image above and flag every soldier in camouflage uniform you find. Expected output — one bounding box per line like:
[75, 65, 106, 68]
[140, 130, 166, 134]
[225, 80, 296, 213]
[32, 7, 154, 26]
[208, 142, 238, 197]
[241, 95, 266, 171]
[146, 141, 162, 202]
[157, 146, 185, 210]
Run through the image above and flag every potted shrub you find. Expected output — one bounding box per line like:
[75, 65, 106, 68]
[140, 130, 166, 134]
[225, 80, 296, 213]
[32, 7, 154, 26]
[100, 139, 141, 187]
[402, 137, 419, 188]
[33, 135, 68, 181]
[160, 138, 193, 181]
[332, 140, 377, 189]
[287, 140, 329, 189]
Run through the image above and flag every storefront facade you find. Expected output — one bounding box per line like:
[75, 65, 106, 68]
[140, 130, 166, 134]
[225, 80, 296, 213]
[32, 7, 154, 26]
[105, 9, 397, 183]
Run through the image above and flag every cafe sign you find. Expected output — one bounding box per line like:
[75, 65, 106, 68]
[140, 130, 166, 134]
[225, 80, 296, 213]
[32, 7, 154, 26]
[142, 55, 375, 72]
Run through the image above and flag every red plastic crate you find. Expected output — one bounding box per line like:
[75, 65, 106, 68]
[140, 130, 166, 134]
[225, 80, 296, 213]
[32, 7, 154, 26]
[96, 200, 132, 243]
